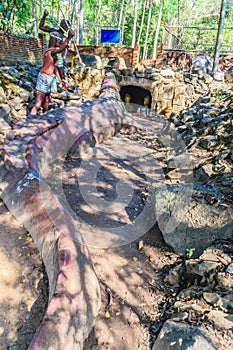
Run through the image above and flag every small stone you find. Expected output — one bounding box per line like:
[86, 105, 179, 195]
[203, 292, 221, 306]
[171, 312, 188, 321]
[213, 71, 224, 81]
[185, 259, 220, 277]
[160, 67, 174, 78]
[0, 86, 7, 102]
[216, 272, 233, 290]
[208, 310, 233, 330]
[226, 263, 233, 274]
[174, 301, 209, 315]
[18, 89, 33, 102]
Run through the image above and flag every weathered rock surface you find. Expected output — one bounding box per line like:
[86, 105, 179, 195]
[79, 54, 102, 69]
[154, 183, 232, 257]
[191, 55, 214, 75]
[152, 320, 218, 350]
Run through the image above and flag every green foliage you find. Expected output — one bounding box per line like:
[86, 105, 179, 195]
[213, 87, 224, 103]
[0, 0, 32, 33]
[186, 247, 195, 259]
[162, 0, 233, 54]
[0, 0, 233, 58]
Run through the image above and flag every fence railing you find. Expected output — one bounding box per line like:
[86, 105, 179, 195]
[162, 25, 233, 54]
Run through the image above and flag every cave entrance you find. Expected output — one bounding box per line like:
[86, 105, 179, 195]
[120, 85, 152, 110]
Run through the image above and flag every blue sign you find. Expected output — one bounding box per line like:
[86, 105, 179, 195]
[101, 29, 121, 44]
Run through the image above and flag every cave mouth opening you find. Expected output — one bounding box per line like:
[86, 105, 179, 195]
[120, 85, 152, 110]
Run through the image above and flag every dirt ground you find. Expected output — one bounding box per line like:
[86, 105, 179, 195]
[0, 127, 233, 350]
[0, 192, 180, 350]
[1, 198, 232, 350]
[0, 199, 48, 350]
[84, 228, 177, 350]
[0, 190, 176, 350]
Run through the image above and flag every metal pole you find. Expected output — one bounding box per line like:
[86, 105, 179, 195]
[213, 0, 227, 74]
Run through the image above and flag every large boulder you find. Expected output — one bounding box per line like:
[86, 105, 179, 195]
[154, 183, 233, 258]
[152, 320, 218, 350]
[79, 54, 102, 69]
[191, 55, 213, 75]
[107, 56, 127, 70]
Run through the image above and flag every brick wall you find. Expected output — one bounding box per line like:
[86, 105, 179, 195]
[0, 31, 46, 65]
[77, 45, 140, 68]
[0, 31, 140, 67]
[2, 32, 231, 72]
[161, 50, 233, 72]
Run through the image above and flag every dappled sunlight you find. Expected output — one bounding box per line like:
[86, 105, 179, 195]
[0, 200, 47, 349]
[0, 252, 34, 306]
[86, 225, 173, 349]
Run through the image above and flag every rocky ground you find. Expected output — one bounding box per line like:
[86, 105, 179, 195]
[0, 63, 233, 349]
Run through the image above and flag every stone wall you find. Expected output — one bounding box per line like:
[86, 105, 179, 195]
[119, 70, 229, 114]
[0, 31, 46, 65]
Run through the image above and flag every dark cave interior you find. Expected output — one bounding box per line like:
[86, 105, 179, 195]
[120, 85, 152, 109]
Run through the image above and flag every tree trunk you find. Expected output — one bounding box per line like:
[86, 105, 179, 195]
[69, 0, 73, 23]
[79, 0, 84, 44]
[152, 0, 163, 59]
[213, 0, 227, 74]
[50, 0, 54, 18]
[142, 2, 152, 59]
[121, 0, 129, 44]
[39, 0, 42, 19]
[32, 0, 37, 38]
[75, 0, 80, 44]
[69, 0, 78, 25]
[118, 0, 125, 28]
[177, 0, 182, 48]
[69, 0, 73, 14]
[137, 0, 147, 45]
[95, 0, 102, 45]
[131, 0, 138, 48]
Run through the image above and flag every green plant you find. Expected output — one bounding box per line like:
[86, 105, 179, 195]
[186, 247, 195, 259]
[213, 87, 224, 101]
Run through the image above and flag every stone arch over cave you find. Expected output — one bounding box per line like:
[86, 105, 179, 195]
[120, 85, 152, 109]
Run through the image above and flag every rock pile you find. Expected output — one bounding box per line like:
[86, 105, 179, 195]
[69, 65, 103, 99]
[155, 239, 233, 350]
[0, 64, 36, 123]
[159, 51, 233, 73]
[169, 91, 233, 206]
[149, 91, 233, 257]
[0, 63, 104, 125]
